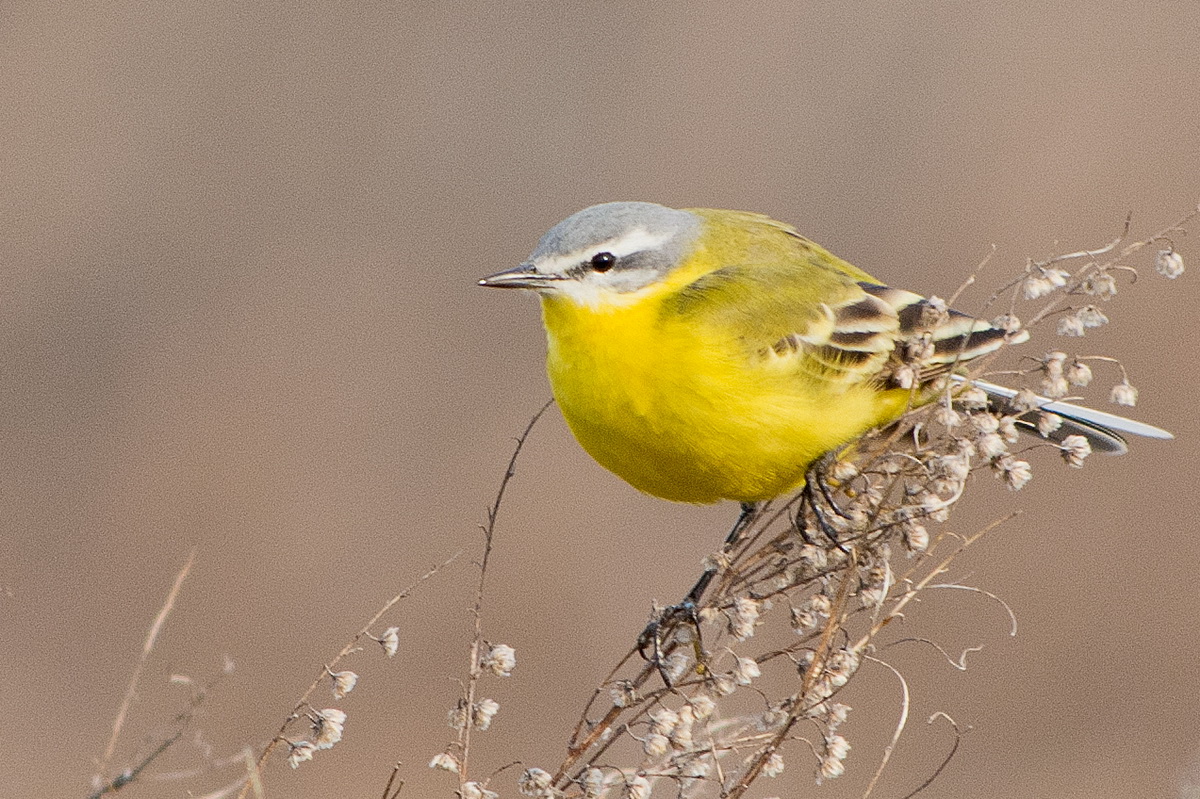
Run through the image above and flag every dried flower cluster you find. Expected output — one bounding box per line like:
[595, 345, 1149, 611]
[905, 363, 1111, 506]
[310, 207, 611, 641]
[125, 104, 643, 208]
[280, 626, 405, 769]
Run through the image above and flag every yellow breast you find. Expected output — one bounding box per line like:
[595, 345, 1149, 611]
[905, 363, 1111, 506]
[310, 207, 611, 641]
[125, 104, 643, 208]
[540, 287, 904, 504]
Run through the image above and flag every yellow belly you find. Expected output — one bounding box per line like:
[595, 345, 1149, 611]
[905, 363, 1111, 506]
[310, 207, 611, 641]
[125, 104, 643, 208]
[541, 295, 905, 504]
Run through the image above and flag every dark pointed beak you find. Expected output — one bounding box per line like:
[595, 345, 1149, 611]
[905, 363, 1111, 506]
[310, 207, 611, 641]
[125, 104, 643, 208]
[478, 263, 562, 289]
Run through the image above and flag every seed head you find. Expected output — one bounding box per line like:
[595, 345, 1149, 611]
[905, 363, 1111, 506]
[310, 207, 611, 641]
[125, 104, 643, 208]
[762, 752, 786, 778]
[688, 694, 717, 719]
[958, 385, 989, 410]
[1060, 434, 1092, 468]
[1010, 388, 1042, 412]
[992, 312, 1023, 334]
[429, 752, 460, 773]
[1066, 361, 1093, 387]
[518, 767, 553, 796]
[1077, 305, 1108, 328]
[1057, 314, 1085, 337]
[473, 698, 500, 731]
[461, 782, 499, 799]
[483, 643, 517, 677]
[582, 768, 606, 798]
[1155, 248, 1184, 279]
[727, 596, 762, 640]
[1110, 381, 1138, 406]
[994, 456, 1033, 491]
[1082, 270, 1118, 298]
[648, 707, 680, 736]
[732, 656, 762, 685]
[379, 626, 400, 658]
[643, 732, 670, 758]
[288, 741, 318, 769]
[330, 670, 358, 699]
[312, 708, 346, 750]
[1036, 412, 1063, 437]
[623, 775, 652, 799]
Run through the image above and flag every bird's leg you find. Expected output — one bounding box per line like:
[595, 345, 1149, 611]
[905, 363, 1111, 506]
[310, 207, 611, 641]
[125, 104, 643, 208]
[801, 464, 851, 553]
[637, 502, 758, 684]
[685, 501, 757, 603]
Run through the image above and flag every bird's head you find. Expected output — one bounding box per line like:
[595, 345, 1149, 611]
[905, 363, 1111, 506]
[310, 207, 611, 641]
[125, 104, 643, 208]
[479, 202, 703, 308]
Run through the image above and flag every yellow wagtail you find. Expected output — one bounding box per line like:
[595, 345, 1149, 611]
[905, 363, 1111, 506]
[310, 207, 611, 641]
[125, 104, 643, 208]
[480, 202, 1171, 506]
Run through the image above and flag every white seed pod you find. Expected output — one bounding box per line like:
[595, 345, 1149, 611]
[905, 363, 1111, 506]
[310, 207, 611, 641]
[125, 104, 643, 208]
[642, 732, 670, 758]
[1066, 361, 1093, 387]
[1036, 412, 1063, 437]
[473, 698, 500, 731]
[312, 708, 346, 750]
[762, 752, 786, 778]
[1060, 434, 1092, 468]
[932, 403, 961, 428]
[1110, 381, 1138, 407]
[663, 651, 691, 684]
[379, 626, 400, 658]
[994, 456, 1033, 491]
[726, 596, 762, 640]
[825, 702, 852, 730]
[429, 752, 460, 773]
[1155, 248, 1184, 279]
[483, 643, 517, 677]
[1082, 270, 1118, 297]
[582, 767, 606, 798]
[648, 707, 680, 737]
[688, 694, 717, 719]
[817, 755, 846, 782]
[623, 775, 652, 799]
[826, 734, 851, 760]
[330, 670, 358, 699]
[975, 432, 1008, 460]
[670, 705, 695, 749]
[971, 412, 1000, 434]
[958, 386, 989, 410]
[992, 312, 1023, 334]
[830, 459, 859, 482]
[518, 767, 553, 796]
[461, 782, 499, 799]
[288, 741, 318, 769]
[1040, 374, 1070, 400]
[732, 656, 762, 686]
[711, 673, 738, 696]
[1010, 388, 1042, 412]
[1077, 305, 1108, 328]
[824, 648, 860, 687]
[1022, 275, 1055, 299]
[1056, 315, 1085, 337]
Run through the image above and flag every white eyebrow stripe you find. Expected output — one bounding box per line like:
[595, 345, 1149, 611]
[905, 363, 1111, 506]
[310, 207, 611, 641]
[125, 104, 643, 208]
[538, 227, 675, 275]
[594, 227, 674, 258]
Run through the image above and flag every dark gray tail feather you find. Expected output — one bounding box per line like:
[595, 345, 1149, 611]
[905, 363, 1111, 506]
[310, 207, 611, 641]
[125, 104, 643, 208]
[960, 378, 1174, 455]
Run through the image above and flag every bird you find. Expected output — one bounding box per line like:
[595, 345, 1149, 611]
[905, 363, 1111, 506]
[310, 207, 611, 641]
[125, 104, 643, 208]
[479, 202, 1171, 506]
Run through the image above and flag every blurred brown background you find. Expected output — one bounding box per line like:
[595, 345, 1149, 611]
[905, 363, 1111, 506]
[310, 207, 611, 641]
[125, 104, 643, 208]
[3, 2, 1198, 797]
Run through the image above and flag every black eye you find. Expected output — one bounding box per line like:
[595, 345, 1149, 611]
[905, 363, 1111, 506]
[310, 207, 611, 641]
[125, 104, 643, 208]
[590, 251, 617, 272]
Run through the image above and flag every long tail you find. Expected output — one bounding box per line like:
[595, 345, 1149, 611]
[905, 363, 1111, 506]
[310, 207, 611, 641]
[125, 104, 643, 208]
[962, 378, 1174, 455]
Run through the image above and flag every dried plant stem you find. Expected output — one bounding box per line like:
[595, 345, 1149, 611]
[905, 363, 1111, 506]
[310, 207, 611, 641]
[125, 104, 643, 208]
[92, 549, 195, 789]
[456, 398, 556, 783]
